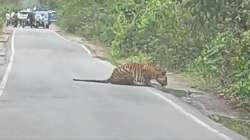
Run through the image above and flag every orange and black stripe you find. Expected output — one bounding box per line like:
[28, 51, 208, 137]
[73, 63, 168, 86]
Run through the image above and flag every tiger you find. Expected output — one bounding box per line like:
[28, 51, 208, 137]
[73, 63, 168, 87]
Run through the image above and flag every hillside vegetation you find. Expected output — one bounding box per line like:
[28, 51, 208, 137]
[0, 0, 20, 31]
[41, 0, 250, 106]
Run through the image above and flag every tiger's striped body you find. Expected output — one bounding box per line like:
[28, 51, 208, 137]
[73, 63, 168, 87]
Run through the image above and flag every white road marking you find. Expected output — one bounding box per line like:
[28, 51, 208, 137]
[0, 28, 236, 140]
[52, 31, 92, 56]
[0, 29, 16, 96]
[148, 88, 232, 140]
[53, 29, 232, 140]
[80, 44, 92, 56]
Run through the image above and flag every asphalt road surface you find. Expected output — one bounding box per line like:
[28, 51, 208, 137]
[0, 28, 246, 140]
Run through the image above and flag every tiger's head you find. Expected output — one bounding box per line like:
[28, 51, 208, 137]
[143, 63, 168, 86]
[153, 64, 168, 86]
[156, 70, 168, 86]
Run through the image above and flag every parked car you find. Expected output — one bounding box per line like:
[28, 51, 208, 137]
[48, 10, 57, 23]
[18, 10, 29, 27]
[16, 9, 35, 28]
[34, 10, 50, 28]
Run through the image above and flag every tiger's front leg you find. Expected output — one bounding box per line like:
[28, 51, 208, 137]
[133, 79, 151, 87]
[132, 79, 148, 86]
[133, 81, 146, 86]
[144, 77, 153, 87]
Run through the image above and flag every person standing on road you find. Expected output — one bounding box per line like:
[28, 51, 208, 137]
[17, 11, 23, 27]
[5, 13, 10, 26]
[27, 12, 35, 28]
[13, 11, 18, 28]
[10, 11, 15, 26]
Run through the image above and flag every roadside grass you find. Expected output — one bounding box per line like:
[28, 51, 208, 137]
[170, 72, 206, 89]
[54, 25, 250, 139]
[93, 43, 250, 139]
[209, 115, 250, 139]
[0, 19, 3, 32]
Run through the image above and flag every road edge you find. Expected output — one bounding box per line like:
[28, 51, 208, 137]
[147, 88, 233, 140]
[0, 29, 15, 96]
[52, 31, 92, 57]
[51, 29, 247, 140]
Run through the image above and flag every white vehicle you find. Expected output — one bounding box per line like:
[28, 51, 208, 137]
[18, 10, 29, 27]
[48, 10, 57, 22]
[34, 10, 50, 28]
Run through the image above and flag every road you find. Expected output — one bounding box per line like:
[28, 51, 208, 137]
[0, 28, 246, 140]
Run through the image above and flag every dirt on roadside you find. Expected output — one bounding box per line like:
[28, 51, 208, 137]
[52, 26, 250, 139]
[0, 27, 13, 90]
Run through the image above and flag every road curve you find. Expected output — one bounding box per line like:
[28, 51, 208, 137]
[0, 28, 246, 140]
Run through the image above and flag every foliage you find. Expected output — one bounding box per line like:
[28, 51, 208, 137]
[0, 4, 16, 31]
[39, 0, 60, 9]
[125, 53, 153, 63]
[43, 0, 250, 100]
[0, 0, 21, 6]
[0, 19, 3, 31]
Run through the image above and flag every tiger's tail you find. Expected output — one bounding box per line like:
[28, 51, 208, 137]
[73, 78, 110, 83]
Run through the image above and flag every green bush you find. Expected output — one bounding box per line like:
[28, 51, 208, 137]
[44, 0, 250, 101]
[0, 4, 16, 31]
[125, 53, 153, 63]
[0, 18, 3, 31]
